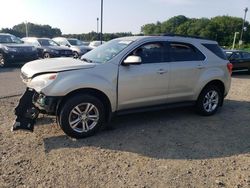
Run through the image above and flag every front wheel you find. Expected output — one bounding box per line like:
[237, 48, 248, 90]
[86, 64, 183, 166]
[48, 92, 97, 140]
[43, 52, 50, 59]
[0, 53, 6, 67]
[196, 85, 222, 116]
[59, 95, 105, 138]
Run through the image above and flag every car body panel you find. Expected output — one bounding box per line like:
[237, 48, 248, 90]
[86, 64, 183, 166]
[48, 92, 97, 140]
[20, 35, 231, 114]
[224, 50, 250, 71]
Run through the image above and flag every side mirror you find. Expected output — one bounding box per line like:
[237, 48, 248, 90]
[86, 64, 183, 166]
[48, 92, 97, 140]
[123, 55, 142, 65]
[66, 44, 70, 47]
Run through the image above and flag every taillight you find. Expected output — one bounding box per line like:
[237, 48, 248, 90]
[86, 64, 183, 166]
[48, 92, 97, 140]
[227, 62, 233, 75]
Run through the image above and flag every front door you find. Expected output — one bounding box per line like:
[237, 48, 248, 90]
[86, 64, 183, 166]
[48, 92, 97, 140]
[118, 42, 170, 110]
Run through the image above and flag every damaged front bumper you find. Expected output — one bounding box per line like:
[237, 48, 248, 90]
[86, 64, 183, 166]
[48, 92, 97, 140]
[12, 88, 61, 132]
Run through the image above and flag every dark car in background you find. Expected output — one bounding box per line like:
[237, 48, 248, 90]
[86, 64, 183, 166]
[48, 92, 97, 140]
[0, 33, 38, 67]
[224, 50, 250, 74]
[22, 37, 73, 59]
[53, 37, 92, 58]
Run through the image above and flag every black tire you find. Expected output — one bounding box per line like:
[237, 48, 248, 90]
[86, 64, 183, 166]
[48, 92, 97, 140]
[0, 53, 6, 67]
[196, 85, 222, 116]
[43, 52, 50, 59]
[73, 51, 79, 59]
[248, 68, 250, 75]
[59, 95, 105, 138]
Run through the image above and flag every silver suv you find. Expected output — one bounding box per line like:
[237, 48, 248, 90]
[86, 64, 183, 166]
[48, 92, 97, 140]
[14, 35, 232, 138]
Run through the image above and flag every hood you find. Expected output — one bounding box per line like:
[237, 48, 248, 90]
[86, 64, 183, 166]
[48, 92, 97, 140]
[71, 45, 93, 52]
[1, 43, 34, 48]
[21, 58, 96, 78]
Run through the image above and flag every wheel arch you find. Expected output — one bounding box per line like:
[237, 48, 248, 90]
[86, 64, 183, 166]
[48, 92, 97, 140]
[198, 79, 225, 106]
[57, 88, 112, 122]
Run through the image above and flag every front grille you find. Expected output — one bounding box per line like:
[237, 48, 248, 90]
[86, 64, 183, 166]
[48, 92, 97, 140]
[60, 50, 72, 55]
[15, 47, 33, 52]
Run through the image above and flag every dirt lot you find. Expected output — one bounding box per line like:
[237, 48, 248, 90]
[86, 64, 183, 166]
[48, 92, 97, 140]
[0, 73, 250, 188]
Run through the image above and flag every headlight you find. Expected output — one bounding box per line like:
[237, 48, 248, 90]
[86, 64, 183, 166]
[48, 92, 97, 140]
[3, 46, 17, 52]
[28, 73, 58, 92]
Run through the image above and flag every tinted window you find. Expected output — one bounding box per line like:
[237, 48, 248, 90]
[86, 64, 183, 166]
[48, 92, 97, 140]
[230, 52, 241, 60]
[131, 42, 167, 64]
[241, 52, 250, 59]
[203, 43, 227, 60]
[170, 42, 205, 62]
[38, 39, 59, 46]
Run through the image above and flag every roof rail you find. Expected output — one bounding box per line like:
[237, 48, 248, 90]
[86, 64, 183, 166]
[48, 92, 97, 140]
[162, 33, 212, 40]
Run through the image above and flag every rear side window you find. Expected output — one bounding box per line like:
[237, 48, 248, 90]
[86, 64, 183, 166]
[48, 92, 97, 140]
[169, 42, 205, 62]
[241, 52, 250, 59]
[202, 43, 227, 60]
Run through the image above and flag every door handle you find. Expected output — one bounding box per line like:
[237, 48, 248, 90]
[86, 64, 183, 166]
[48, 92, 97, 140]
[157, 69, 167, 74]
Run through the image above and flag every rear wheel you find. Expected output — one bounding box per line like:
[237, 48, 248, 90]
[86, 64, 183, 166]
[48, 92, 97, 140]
[43, 52, 50, 59]
[0, 53, 5, 67]
[59, 95, 105, 138]
[196, 85, 222, 116]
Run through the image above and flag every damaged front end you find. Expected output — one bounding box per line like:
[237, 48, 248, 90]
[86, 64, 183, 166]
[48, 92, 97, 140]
[12, 88, 60, 132]
[12, 88, 39, 132]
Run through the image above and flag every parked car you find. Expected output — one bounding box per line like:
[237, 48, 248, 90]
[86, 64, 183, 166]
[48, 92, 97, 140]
[88, 40, 106, 49]
[14, 35, 232, 138]
[0, 33, 38, 67]
[53, 37, 92, 58]
[22, 37, 73, 59]
[224, 50, 250, 73]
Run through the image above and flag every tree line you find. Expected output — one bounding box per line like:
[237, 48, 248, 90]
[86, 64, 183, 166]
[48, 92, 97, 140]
[0, 22, 133, 41]
[1, 15, 249, 47]
[141, 15, 250, 47]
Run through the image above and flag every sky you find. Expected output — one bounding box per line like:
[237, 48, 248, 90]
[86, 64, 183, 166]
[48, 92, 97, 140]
[0, 0, 249, 34]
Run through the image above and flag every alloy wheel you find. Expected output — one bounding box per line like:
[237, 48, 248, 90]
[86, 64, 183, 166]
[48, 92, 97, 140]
[203, 90, 219, 113]
[68, 103, 99, 133]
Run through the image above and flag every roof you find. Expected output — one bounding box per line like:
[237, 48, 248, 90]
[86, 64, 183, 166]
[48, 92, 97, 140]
[117, 35, 217, 44]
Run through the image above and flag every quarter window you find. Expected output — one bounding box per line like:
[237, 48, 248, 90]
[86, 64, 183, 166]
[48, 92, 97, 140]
[170, 42, 205, 62]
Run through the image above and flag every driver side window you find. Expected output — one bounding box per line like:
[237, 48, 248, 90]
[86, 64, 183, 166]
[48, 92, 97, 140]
[130, 42, 167, 64]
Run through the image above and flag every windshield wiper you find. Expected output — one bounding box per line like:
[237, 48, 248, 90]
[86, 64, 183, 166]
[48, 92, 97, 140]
[81, 58, 93, 63]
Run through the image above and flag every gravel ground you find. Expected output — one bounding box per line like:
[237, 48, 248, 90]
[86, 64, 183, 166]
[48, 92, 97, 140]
[0, 73, 250, 188]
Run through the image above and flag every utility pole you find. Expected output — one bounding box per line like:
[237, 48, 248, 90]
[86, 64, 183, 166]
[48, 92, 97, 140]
[100, 0, 103, 44]
[232, 32, 239, 50]
[97, 17, 99, 40]
[239, 7, 248, 47]
[25, 21, 28, 37]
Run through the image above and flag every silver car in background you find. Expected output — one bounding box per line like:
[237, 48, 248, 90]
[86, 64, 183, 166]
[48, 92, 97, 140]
[53, 37, 92, 58]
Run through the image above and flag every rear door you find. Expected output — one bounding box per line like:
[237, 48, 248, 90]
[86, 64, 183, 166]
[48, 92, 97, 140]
[167, 42, 206, 102]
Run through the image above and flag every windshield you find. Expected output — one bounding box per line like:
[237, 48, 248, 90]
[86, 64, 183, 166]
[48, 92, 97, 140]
[68, 39, 83, 46]
[0, 35, 23, 44]
[81, 39, 133, 63]
[38, 39, 59, 46]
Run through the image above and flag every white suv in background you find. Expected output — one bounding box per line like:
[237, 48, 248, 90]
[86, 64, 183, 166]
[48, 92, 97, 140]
[14, 35, 232, 138]
[53, 37, 92, 58]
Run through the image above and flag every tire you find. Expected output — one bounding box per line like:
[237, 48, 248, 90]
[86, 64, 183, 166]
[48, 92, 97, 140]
[248, 68, 250, 75]
[59, 94, 105, 138]
[0, 53, 5, 67]
[196, 85, 222, 116]
[43, 52, 50, 59]
[73, 51, 79, 59]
